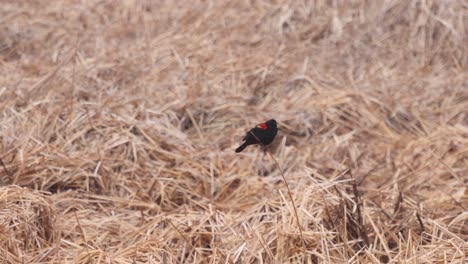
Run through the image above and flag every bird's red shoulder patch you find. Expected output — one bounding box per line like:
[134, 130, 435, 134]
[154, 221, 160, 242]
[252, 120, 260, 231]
[257, 123, 268, 130]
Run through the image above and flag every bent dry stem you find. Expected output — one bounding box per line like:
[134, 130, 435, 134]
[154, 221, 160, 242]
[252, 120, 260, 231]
[267, 152, 307, 248]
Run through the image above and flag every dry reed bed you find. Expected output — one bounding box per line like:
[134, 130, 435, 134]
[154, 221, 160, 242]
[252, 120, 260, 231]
[0, 0, 467, 263]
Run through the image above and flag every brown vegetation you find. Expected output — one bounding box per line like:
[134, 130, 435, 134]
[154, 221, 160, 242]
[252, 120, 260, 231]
[0, 0, 467, 263]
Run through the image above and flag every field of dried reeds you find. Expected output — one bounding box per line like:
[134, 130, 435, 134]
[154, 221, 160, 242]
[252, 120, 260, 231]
[1, 1, 467, 263]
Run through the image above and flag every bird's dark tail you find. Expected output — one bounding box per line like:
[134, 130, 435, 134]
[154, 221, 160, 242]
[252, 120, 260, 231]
[235, 142, 247, 153]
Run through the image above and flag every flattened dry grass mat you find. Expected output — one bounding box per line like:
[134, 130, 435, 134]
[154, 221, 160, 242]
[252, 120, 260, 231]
[0, 0, 467, 263]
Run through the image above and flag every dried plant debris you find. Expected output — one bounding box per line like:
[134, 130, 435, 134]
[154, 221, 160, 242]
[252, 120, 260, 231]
[0, 0, 466, 263]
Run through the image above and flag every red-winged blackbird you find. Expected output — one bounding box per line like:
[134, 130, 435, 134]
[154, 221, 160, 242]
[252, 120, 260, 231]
[235, 119, 278, 153]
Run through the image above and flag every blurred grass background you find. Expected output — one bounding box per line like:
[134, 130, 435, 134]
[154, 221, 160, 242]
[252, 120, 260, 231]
[0, 0, 467, 263]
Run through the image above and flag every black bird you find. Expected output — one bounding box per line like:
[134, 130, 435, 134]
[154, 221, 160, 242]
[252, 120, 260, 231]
[235, 119, 278, 153]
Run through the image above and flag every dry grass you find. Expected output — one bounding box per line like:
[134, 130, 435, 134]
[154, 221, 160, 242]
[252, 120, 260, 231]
[0, 0, 467, 263]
